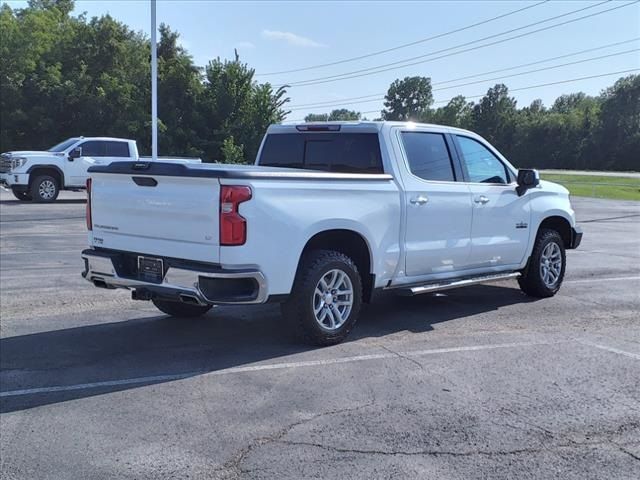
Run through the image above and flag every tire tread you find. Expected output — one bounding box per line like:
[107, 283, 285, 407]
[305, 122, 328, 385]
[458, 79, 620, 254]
[282, 250, 362, 346]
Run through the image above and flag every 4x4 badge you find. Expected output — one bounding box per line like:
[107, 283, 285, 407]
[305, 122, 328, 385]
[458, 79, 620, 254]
[516, 222, 528, 229]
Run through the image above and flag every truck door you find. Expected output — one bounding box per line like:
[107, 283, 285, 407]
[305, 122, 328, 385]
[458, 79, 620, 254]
[396, 129, 473, 277]
[452, 134, 530, 269]
[67, 140, 107, 186]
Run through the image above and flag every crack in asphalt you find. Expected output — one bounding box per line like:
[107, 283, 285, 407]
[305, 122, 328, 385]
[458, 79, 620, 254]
[273, 438, 640, 460]
[618, 445, 640, 461]
[580, 214, 640, 223]
[219, 402, 640, 478]
[378, 344, 425, 370]
[220, 400, 376, 479]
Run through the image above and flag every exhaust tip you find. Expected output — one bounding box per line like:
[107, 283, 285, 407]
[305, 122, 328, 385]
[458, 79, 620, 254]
[179, 294, 202, 305]
[132, 289, 153, 301]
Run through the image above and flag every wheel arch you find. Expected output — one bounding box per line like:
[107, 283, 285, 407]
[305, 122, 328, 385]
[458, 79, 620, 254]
[27, 165, 65, 188]
[298, 229, 375, 303]
[537, 215, 572, 248]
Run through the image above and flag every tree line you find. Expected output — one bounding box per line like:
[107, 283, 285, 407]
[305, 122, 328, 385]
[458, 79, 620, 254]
[1, 0, 289, 163]
[305, 74, 639, 171]
[2, 1, 638, 170]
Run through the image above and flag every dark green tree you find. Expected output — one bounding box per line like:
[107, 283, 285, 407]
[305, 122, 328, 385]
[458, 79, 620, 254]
[304, 109, 360, 122]
[381, 76, 433, 121]
[430, 95, 473, 128]
[592, 75, 640, 170]
[471, 84, 517, 155]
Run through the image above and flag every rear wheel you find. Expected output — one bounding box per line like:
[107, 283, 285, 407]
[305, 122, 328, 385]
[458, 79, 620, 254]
[152, 298, 213, 318]
[11, 188, 32, 201]
[282, 250, 362, 346]
[519, 229, 566, 298]
[30, 175, 59, 203]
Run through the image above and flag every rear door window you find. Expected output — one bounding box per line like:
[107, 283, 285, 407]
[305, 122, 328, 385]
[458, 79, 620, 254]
[259, 133, 383, 173]
[400, 132, 456, 182]
[105, 141, 130, 157]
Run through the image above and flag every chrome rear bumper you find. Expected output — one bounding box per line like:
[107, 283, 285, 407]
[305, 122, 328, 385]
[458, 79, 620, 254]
[81, 249, 268, 305]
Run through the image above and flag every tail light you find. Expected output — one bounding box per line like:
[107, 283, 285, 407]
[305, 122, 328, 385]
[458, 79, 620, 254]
[220, 185, 252, 245]
[86, 178, 92, 230]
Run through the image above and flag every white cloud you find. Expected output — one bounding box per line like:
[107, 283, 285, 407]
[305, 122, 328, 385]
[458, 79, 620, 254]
[262, 30, 326, 48]
[235, 41, 256, 49]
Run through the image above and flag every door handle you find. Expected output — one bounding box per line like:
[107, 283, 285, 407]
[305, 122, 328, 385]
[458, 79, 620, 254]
[474, 195, 490, 205]
[410, 195, 429, 205]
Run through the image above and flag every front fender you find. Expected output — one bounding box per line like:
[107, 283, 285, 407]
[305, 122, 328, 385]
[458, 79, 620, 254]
[522, 182, 576, 262]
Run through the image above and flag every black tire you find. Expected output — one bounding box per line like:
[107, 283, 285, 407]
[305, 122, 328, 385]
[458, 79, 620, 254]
[518, 229, 566, 298]
[11, 188, 32, 201]
[282, 250, 362, 346]
[152, 298, 213, 318]
[30, 175, 59, 203]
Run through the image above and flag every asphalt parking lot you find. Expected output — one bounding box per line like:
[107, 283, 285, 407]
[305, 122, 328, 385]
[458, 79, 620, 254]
[1, 189, 639, 480]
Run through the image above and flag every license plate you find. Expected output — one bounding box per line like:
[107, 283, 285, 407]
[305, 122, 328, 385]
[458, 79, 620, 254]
[138, 256, 164, 283]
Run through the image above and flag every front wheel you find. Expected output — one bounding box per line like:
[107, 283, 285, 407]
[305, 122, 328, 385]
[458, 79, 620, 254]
[519, 229, 566, 298]
[152, 298, 213, 318]
[11, 188, 32, 201]
[30, 175, 59, 203]
[282, 250, 362, 346]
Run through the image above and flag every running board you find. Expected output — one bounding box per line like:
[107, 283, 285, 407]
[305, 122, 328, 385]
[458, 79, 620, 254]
[394, 272, 521, 296]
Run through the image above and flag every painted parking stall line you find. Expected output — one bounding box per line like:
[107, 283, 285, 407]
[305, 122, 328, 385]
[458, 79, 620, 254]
[0, 340, 561, 398]
[579, 340, 640, 360]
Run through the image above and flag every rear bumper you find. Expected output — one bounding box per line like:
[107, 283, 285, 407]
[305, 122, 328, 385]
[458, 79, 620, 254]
[569, 226, 583, 249]
[81, 249, 268, 305]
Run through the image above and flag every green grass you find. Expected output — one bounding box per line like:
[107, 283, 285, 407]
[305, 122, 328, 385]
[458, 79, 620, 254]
[541, 174, 640, 201]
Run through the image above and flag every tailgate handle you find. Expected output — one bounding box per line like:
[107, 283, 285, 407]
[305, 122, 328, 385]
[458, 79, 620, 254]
[132, 176, 158, 187]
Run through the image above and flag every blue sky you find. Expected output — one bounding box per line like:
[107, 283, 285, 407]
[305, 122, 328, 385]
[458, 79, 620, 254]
[7, 0, 640, 120]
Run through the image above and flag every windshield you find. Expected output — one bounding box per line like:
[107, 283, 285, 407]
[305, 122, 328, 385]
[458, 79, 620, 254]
[48, 138, 80, 152]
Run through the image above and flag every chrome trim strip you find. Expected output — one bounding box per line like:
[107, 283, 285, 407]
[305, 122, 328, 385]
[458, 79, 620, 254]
[82, 252, 268, 305]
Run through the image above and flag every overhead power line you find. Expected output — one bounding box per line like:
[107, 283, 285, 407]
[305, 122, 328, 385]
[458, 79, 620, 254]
[277, 0, 638, 88]
[256, 1, 549, 76]
[285, 68, 640, 122]
[286, 38, 640, 110]
[286, 47, 640, 112]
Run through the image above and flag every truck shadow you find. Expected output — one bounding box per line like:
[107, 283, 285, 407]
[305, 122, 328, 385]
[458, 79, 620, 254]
[0, 199, 86, 205]
[0, 285, 535, 413]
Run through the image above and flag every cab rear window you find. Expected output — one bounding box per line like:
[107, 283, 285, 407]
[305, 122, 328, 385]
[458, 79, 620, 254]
[259, 133, 383, 173]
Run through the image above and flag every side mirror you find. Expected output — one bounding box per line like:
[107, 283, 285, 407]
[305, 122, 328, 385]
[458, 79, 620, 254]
[69, 147, 82, 160]
[516, 169, 540, 196]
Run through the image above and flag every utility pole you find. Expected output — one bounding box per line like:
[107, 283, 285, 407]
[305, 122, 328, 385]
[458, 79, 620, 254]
[150, 0, 158, 161]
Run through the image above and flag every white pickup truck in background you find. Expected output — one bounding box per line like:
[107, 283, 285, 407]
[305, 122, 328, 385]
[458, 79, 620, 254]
[82, 121, 582, 345]
[0, 136, 200, 202]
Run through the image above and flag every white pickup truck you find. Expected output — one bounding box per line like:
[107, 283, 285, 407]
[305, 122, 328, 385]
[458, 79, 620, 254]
[82, 121, 582, 345]
[0, 137, 200, 202]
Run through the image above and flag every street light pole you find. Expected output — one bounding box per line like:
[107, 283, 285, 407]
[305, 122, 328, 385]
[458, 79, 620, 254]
[150, 0, 158, 161]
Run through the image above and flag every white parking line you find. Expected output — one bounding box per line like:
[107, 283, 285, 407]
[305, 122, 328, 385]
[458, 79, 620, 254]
[580, 340, 640, 360]
[0, 340, 557, 398]
[0, 233, 86, 238]
[1, 250, 82, 256]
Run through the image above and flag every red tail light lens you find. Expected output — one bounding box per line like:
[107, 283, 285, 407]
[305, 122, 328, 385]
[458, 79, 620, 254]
[86, 178, 92, 231]
[220, 185, 252, 246]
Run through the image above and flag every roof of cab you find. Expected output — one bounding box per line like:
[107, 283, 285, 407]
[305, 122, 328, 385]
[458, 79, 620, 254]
[269, 121, 476, 136]
[80, 136, 136, 142]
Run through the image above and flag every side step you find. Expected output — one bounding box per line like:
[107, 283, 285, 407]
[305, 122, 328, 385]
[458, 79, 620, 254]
[394, 272, 521, 296]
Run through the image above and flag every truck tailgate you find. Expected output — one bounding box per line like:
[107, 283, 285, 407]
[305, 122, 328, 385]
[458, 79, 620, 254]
[90, 172, 220, 264]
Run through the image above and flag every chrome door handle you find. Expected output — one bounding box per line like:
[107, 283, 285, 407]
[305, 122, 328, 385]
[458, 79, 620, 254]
[474, 195, 489, 205]
[410, 195, 429, 205]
